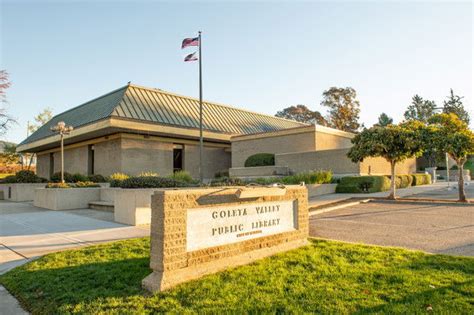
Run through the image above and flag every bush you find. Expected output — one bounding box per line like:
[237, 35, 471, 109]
[118, 176, 191, 189]
[412, 174, 432, 186]
[282, 170, 332, 185]
[138, 171, 159, 177]
[336, 176, 391, 193]
[46, 181, 100, 189]
[388, 175, 413, 189]
[108, 173, 130, 187]
[209, 177, 245, 187]
[214, 170, 229, 178]
[168, 171, 194, 183]
[71, 173, 89, 183]
[244, 153, 275, 167]
[50, 172, 74, 183]
[88, 174, 106, 183]
[1, 170, 47, 183]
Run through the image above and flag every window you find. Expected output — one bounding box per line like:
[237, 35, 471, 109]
[88, 145, 95, 175]
[173, 144, 183, 172]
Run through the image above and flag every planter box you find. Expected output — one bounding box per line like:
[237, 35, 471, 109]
[114, 189, 156, 225]
[306, 184, 337, 198]
[34, 188, 101, 210]
[100, 187, 121, 202]
[229, 166, 289, 177]
[0, 183, 47, 201]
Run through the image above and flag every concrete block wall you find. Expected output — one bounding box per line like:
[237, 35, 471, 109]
[184, 144, 231, 179]
[231, 129, 316, 168]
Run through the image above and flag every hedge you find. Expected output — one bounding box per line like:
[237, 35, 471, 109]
[388, 175, 413, 189]
[412, 174, 431, 186]
[244, 153, 275, 167]
[1, 170, 47, 183]
[336, 176, 391, 193]
[50, 172, 107, 183]
[46, 181, 101, 189]
[117, 176, 192, 189]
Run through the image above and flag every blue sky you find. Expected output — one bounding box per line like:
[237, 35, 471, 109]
[1, 0, 472, 144]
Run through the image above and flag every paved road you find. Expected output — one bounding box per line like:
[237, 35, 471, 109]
[310, 200, 474, 256]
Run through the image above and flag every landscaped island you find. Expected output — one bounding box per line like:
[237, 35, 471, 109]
[1, 238, 472, 313]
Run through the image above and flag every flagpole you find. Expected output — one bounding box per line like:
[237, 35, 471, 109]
[198, 31, 204, 184]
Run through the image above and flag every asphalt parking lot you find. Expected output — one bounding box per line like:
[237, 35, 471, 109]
[310, 200, 474, 256]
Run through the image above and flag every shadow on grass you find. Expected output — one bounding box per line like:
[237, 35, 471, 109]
[1, 257, 151, 314]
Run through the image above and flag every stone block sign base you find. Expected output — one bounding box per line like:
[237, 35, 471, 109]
[142, 185, 308, 292]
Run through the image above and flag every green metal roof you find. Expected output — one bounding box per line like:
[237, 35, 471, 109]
[20, 83, 307, 146]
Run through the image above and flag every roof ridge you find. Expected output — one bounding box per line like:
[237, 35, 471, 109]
[127, 83, 309, 127]
[51, 84, 129, 119]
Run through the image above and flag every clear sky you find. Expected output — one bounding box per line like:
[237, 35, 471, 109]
[1, 0, 472, 144]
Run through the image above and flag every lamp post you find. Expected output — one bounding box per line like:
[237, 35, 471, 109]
[50, 121, 73, 183]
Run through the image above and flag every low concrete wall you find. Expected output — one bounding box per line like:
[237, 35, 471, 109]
[306, 184, 337, 198]
[437, 170, 471, 182]
[34, 188, 101, 210]
[114, 189, 155, 225]
[229, 166, 289, 177]
[100, 187, 120, 202]
[0, 183, 47, 201]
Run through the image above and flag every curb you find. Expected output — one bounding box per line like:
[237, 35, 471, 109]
[309, 199, 371, 216]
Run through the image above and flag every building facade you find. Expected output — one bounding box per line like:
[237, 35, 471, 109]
[18, 83, 416, 179]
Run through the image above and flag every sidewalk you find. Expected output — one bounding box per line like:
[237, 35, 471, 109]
[308, 182, 459, 208]
[0, 201, 150, 315]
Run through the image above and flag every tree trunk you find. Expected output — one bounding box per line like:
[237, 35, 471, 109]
[27, 153, 35, 171]
[388, 160, 396, 200]
[457, 161, 467, 202]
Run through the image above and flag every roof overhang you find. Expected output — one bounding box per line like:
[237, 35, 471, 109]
[17, 117, 233, 153]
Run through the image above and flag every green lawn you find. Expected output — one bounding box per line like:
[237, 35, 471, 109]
[1, 238, 473, 314]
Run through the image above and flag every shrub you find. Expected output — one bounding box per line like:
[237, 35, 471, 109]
[412, 174, 432, 186]
[281, 170, 332, 185]
[168, 170, 194, 183]
[108, 173, 130, 187]
[214, 170, 229, 178]
[138, 171, 159, 177]
[88, 174, 106, 183]
[336, 176, 391, 193]
[74, 181, 100, 188]
[388, 175, 413, 189]
[46, 181, 100, 188]
[46, 182, 71, 188]
[50, 172, 74, 183]
[209, 177, 245, 187]
[244, 153, 275, 167]
[1, 170, 47, 183]
[71, 173, 89, 183]
[118, 176, 191, 189]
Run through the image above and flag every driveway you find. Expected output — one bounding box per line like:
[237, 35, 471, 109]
[0, 201, 150, 274]
[310, 201, 474, 256]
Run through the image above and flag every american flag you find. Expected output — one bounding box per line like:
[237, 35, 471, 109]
[184, 52, 198, 62]
[181, 37, 199, 49]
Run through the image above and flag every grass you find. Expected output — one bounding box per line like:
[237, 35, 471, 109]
[1, 238, 473, 314]
[0, 173, 12, 179]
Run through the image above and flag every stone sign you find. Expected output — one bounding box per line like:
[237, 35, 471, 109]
[142, 186, 308, 292]
[187, 200, 296, 251]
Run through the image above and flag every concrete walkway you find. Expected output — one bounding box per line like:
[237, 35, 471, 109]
[0, 201, 150, 315]
[308, 182, 465, 208]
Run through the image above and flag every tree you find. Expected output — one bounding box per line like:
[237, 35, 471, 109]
[403, 94, 436, 123]
[375, 113, 393, 127]
[28, 107, 53, 134]
[428, 113, 474, 202]
[0, 70, 14, 135]
[347, 122, 424, 199]
[443, 89, 470, 125]
[275, 105, 327, 125]
[320, 87, 361, 133]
